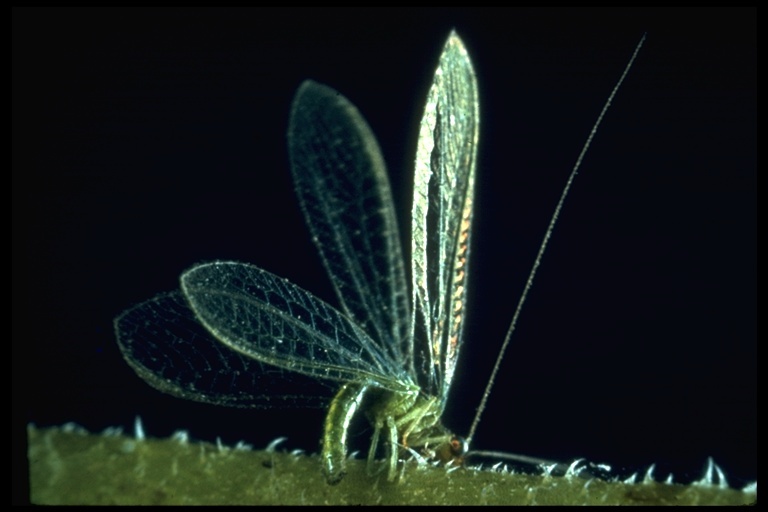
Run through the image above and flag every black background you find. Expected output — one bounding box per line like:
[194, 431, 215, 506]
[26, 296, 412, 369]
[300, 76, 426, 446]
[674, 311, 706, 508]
[14, 7, 755, 497]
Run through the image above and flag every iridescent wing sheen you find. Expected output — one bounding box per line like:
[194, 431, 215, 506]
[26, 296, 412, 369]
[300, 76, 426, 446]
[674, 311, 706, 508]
[410, 33, 479, 399]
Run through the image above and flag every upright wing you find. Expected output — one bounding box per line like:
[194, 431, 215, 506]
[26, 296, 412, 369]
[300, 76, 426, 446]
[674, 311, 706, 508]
[288, 81, 411, 366]
[411, 32, 479, 399]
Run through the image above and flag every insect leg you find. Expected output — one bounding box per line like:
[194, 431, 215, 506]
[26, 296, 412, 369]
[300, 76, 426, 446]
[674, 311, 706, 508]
[321, 382, 368, 485]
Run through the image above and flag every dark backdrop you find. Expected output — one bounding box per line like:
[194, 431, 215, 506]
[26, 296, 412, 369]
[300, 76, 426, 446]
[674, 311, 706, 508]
[14, 7, 755, 497]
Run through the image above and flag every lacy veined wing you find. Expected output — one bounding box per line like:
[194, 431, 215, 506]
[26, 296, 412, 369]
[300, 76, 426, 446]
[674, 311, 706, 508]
[114, 31, 478, 485]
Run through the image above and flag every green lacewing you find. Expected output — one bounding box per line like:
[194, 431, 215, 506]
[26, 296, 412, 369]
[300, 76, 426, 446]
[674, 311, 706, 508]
[115, 31, 643, 484]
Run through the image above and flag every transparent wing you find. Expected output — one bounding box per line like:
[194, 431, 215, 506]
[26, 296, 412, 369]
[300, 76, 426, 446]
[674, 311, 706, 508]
[180, 261, 415, 394]
[115, 291, 334, 408]
[411, 32, 479, 399]
[287, 81, 411, 370]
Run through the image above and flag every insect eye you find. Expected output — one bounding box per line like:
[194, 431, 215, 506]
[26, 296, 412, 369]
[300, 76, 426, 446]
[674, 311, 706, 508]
[449, 436, 468, 457]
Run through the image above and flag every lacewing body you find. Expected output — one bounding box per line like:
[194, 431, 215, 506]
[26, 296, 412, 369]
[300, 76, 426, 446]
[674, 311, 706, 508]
[117, 30, 645, 484]
[116, 32, 478, 484]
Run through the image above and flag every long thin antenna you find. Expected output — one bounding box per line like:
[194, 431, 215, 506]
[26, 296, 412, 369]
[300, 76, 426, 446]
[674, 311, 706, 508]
[466, 33, 646, 446]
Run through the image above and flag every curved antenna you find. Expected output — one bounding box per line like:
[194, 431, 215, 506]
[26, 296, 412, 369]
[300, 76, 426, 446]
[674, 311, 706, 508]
[466, 33, 646, 446]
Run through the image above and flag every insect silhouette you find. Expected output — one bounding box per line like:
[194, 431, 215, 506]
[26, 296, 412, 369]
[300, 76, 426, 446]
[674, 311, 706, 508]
[115, 30, 643, 485]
